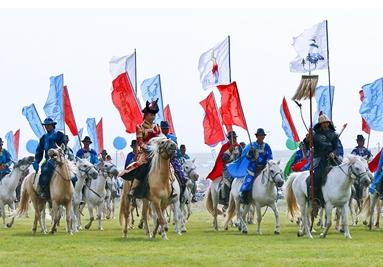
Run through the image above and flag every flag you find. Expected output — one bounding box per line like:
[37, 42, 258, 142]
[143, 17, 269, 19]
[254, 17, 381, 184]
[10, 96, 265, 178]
[5, 131, 17, 160]
[141, 74, 164, 123]
[63, 86, 78, 136]
[44, 74, 64, 131]
[163, 104, 176, 135]
[96, 118, 104, 153]
[73, 128, 83, 155]
[280, 97, 300, 142]
[198, 36, 230, 90]
[86, 118, 100, 154]
[314, 85, 335, 123]
[217, 82, 247, 131]
[110, 56, 142, 133]
[369, 149, 382, 173]
[22, 104, 45, 138]
[290, 21, 328, 73]
[199, 92, 225, 146]
[359, 90, 371, 134]
[360, 78, 383, 131]
[109, 53, 136, 93]
[206, 142, 230, 181]
[13, 129, 20, 159]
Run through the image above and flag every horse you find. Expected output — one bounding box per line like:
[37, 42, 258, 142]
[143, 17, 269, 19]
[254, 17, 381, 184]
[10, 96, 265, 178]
[360, 192, 383, 230]
[83, 160, 118, 231]
[181, 159, 199, 223]
[119, 136, 178, 240]
[0, 156, 34, 228]
[205, 176, 224, 231]
[18, 145, 75, 234]
[104, 176, 120, 220]
[224, 160, 284, 234]
[286, 155, 371, 239]
[72, 158, 99, 231]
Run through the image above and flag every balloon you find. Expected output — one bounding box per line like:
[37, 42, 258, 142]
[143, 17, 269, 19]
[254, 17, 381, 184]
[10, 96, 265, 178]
[286, 139, 299, 150]
[26, 139, 39, 154]
[113, 136, 127, 150]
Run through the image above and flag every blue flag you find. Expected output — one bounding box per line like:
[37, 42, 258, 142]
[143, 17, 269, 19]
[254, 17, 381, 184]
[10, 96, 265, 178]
[141, 74, 164, 123]
[86, 118, 99, 154]
[5, 131, 17, 161]
[314, 85, 334, 123]
[72, 128, 83, 155]
[360, 78, 383, 131]
[44, 74, 64, 131]
[22, 104, 45, 138]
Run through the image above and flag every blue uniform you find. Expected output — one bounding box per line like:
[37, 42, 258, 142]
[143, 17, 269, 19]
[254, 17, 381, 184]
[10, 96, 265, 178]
[124, 151, 135, 169]
[0, 148, 12, 179]
[351, 146, 372, 160]
[240, 142, 273, 193]
[76, 148, 99, 165]
[370, 153, 383, 195]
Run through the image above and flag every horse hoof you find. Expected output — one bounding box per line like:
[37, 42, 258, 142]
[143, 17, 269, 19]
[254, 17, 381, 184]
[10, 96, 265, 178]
[242, 230, 248, 234]
[345, 235, 352, 239]
[224, 227, 228, 231]
[106, 216, 110, 220]
[99, 227, 104, 231]
[6, 223, 11, 228]
[274, 231, 280, 235]
[319, 233, 326, 238]
[181, 229, 187, 233]
[297, 231, 303, 237]
[363, 220, 368, 225]
[164, 226, 169, 232]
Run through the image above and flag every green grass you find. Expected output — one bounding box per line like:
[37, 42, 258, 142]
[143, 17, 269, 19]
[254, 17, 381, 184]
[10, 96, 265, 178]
[1, 203, 382, 267]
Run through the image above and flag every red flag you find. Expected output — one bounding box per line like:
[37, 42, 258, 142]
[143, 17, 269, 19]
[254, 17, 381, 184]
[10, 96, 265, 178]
[96, 118, 104, 153]
[63, 86, 79, 136]
[13, 129, 20, 159]
[164, 104, 176, 135]
[281, 97, 300, 142]
[200, 92, 225, 146]
[369, 149, 382, 172]
[206, 142, 230, 181]
[359, 90, 371, 134]
[217, 82, 248, 132]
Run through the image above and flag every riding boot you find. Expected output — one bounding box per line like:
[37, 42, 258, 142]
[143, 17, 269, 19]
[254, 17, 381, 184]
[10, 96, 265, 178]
[239, 191, 251, 204]
[128, 179, 140, 198]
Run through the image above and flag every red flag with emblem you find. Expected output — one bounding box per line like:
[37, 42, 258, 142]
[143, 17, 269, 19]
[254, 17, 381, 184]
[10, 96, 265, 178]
[13, 129, 20, 159]
[96, 118, 104, 153]
[63, 86, 79, 136]
[200, 92, 225, 146]
[359, 90, 371, 134]
[164, 104, 176, 135]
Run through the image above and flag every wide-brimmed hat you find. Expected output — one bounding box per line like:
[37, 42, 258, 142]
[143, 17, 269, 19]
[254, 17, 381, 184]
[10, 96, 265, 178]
[160, 121, 170, 129]
[130, 140, 137, 147]
[0, 138, 3, 145]
[226, 131, 238, 139]
[255, 128, 266, 136]
[356, 135, 365, 142]
[81, 136, 92, 144]
[42, 117, 57, 126]
[142, 99, 159, 114]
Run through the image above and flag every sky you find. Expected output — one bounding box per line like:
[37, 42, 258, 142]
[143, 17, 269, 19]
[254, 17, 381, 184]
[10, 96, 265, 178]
[1, 8, 383, 156]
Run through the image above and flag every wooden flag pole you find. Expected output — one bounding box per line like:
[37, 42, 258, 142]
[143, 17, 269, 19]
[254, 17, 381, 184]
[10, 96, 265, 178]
[325, 20, 334, 121]
[228, 35, 232, 83]
[367, 132, 371, 149]
[134, 49, 138, 95]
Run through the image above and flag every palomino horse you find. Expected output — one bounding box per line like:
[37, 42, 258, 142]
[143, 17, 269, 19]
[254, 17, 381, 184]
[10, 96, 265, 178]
[18, 145, 75, 234]
[0, 156, 34, 228]
[224, 160, 284, 234]
[119, 136, 177, 239]
[84, 161, 118, 231]
[286, 155, 370, 239]
[72, 158, 99, 231]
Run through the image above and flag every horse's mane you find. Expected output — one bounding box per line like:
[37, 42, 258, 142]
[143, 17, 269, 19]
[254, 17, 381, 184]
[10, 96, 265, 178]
[147, 135, 168, 174]
[343, 154, 362, 165]
[66, 158, 78, 176]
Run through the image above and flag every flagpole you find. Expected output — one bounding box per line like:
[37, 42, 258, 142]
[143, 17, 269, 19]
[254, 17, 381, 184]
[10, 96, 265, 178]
[367, 132, 371, 149]
[325, 20, 333, 121]
[228, 35, 232, 83]
[32, 104, 46, 134]
[212, 92, 227, 137]
[134, 49, 138, 95]
[158, 74, 165, 122]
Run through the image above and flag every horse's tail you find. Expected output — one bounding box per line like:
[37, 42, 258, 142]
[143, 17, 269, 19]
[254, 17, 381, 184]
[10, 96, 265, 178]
[359, 194, 372, 219]
[205, 186, 223, 216]
[17, 177, 30, 216]
[286, 173, 300, 220]
[225, 193, 236, 221]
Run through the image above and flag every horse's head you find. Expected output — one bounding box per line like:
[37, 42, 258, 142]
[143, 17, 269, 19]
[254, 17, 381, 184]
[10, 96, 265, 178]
[48, 144, 66, 166]
[13, 156, 34, 174]
[265, 160, 284, 187]
[150, 137, 177, 160]
[76, 158, 98, 180]
[347, 155, 371, 187]
[182, 158, 199, 181]
[100, 161, 119, 178]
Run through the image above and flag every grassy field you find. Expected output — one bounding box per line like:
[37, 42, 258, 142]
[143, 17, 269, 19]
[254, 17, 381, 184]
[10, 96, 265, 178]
[1, 202, 382, 267]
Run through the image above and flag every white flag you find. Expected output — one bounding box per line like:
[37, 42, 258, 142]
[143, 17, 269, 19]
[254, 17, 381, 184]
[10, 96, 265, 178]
[198, 37, 230, 90]
[290, 21, 328, 73]
[109, 52, 136, 91]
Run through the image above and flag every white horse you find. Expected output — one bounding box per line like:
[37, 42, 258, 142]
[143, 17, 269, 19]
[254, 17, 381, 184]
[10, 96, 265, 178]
[224, 160, 284, 234]
[286, 155, 371, 239]
[181, 159, 199, 223]
[161, 176, 183, 235]
[104, 176, 119, 220]
[84, 161, 118, 231]
[0, 156, 34, 228]
[72, 158, 99, 231]
[205, 176, 224, 231]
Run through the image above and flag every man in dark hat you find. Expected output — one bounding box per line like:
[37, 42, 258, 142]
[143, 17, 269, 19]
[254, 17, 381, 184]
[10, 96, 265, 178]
[32, 117, 66, 199]
[124, 140, 137, 169]
[76, 136, 99, 165]
[63, 135, 75, 161]
[177, 144, 190, 164]
[240, 128, 273, 204]
[0, 138, 12, 180]
[100, 149, 108, 161]
[351, 135, 372, 160]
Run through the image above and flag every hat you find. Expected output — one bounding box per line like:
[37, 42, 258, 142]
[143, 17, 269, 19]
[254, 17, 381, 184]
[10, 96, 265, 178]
[226, 131, 238, 139]
[42, 117, 57, 126]
[101, 149, 108, 156]
[318, 114, 331, 124]
[356, 135, 365, 142]
[81, 136, 92, 144]
[160, 121, 170, 129]
[255, 128, 266, 136]
[180, 144, 186, 149]
[0, 138, 3, 145]
[130, 140, 137, 147]
[142, 99, 159, 114]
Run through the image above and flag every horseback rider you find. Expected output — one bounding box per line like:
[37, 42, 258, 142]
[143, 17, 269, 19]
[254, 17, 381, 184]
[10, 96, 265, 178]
[0, 138, 12, 181]
[124, 140, 137, 169]
[221, 131, 242, 208]
[63, 135, 75, 161]
[240, 128, 273, 204]
[31, 118, 66, 199]
[351, 135, 372, 161]
[312, 114, 340, 209]
[177, 144, 190, 165]
[76, 136, 99, 165]
[160, 120, 187, 200]
[119, 99, 163, 198]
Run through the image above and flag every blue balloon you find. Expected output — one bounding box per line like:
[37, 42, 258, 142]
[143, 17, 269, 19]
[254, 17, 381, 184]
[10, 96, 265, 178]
[26, 139, 39, 154]
[113, 136, 127, 150]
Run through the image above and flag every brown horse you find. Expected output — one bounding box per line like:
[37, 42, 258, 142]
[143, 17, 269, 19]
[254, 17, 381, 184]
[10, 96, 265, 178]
[119, 136, 177, 240]
[18, 145, 74, 234]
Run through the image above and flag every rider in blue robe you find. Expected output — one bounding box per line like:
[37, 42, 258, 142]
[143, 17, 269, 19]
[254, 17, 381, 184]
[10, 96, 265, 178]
[0, 138, 12, 180]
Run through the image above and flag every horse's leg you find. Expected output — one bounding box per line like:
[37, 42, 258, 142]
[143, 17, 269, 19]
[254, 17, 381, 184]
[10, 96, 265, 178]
[320, 204, 332, 238]
[255, 204, 263, 235]
[369, 195, 378, 230]
[153, 200, 168, 240]
[375, 200, 381, 228]
[335, 208, 341, 232]
[341, 204, 352, 239]
[97, 203, 104, 231]
[65, 202, 74, 235]
[0, 202, 6, 228]
[84, 204, 94, 230]
[270, 202, 280, 235]
[32, 200, 39, 234]
[212, 189, 219, 231]
[142, 200, 151, 238]
[39, 202, 47, 233]
[50, 201, 59, 234]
